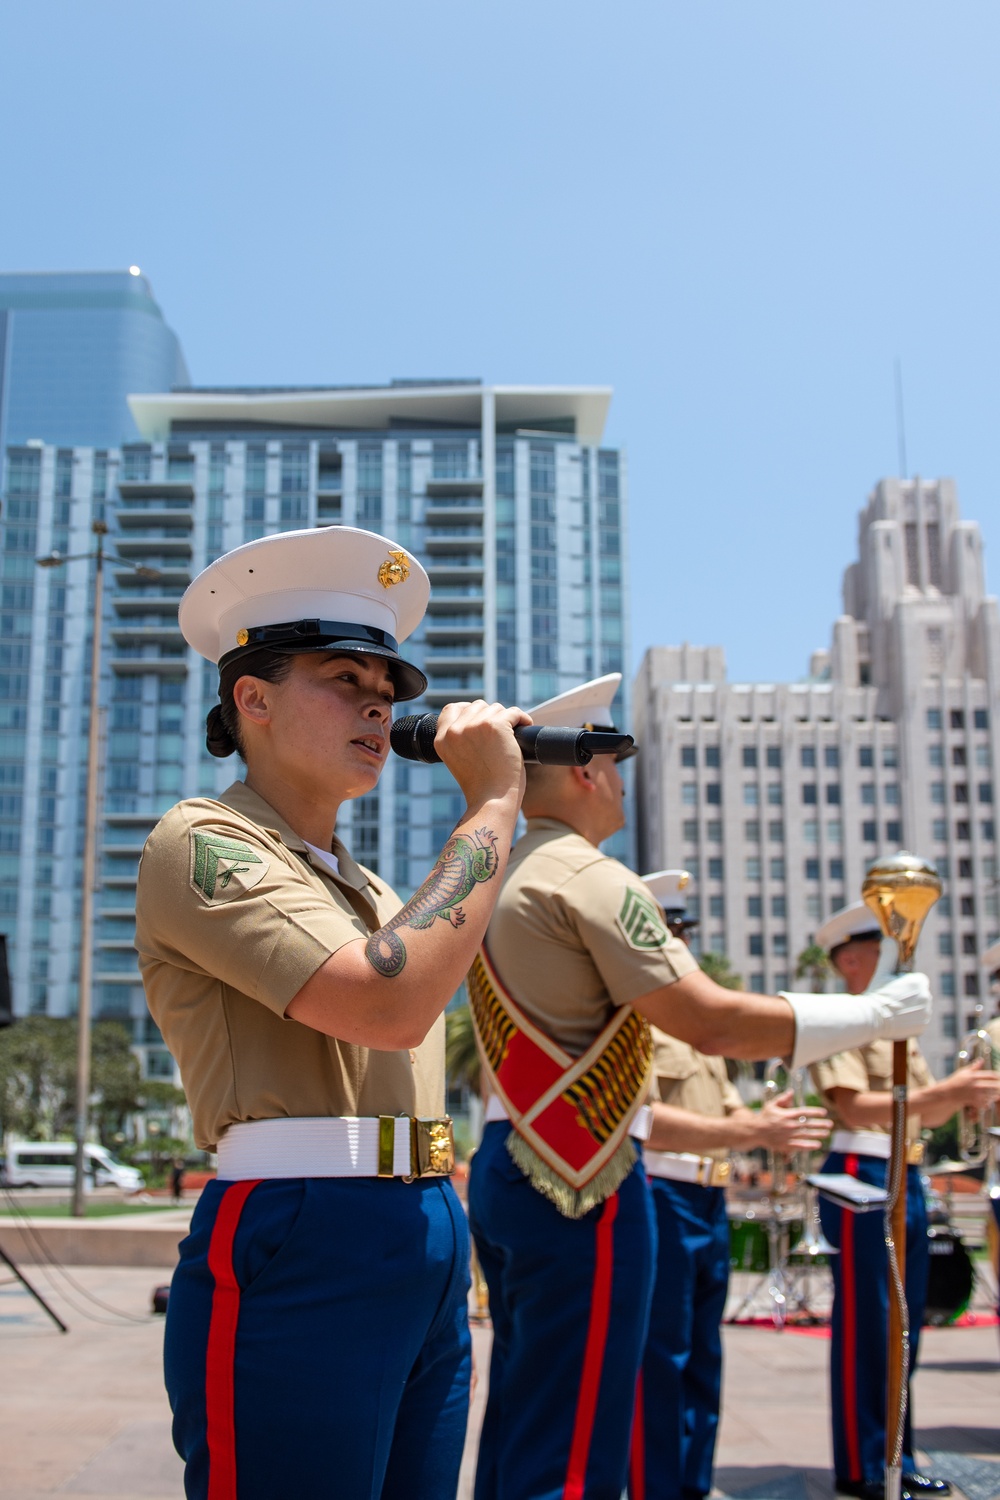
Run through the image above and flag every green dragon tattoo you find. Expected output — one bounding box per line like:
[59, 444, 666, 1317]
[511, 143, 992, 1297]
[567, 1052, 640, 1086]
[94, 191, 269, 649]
[365, 827, 500, 978]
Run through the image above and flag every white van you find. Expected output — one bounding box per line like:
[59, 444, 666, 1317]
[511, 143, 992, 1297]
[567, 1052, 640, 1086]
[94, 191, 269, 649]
[1, 1141, 144, 1193]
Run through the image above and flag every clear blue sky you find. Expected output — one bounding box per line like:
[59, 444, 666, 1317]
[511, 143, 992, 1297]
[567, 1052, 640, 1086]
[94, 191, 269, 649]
[3, 2, 998, 683]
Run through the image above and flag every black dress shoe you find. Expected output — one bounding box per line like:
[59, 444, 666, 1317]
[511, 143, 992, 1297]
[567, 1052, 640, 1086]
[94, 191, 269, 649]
[902, 1477, 951, 1497]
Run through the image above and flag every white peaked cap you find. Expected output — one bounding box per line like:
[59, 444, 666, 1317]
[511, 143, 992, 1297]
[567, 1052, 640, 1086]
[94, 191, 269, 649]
[529, 672, 622, 728]
[982, 939, 1000, 976]
[815, 900, 883, 954]
[641, 869, 693, 915]
[179, 526, 430, 699]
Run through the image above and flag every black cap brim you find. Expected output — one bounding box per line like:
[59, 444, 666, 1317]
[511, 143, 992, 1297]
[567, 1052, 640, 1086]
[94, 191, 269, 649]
[220, 638, 427, 701]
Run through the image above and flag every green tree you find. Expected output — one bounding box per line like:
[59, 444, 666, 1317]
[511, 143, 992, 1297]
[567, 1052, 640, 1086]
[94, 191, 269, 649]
[0, 1016, 146, 1143]
[699, 952, 744, 990]
[795, 943, 831, 989]
[445, 1001, 481, 1095]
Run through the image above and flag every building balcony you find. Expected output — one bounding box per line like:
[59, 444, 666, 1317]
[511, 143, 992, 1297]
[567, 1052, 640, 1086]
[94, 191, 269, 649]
[116, 507, 194, 528]
[424, 685, 486, 707]
[424, 619, 485, 639]
[425, 651, 486, 671]
[111, 624, 184, 646]
[424, 477, 484, 497]
[115, 536, 193, 560]
[423, 499, 485, 521]
[112, 595, 185, 617]
[111, 657, 189, 676]
[426, 589, 485, 608]
[424, 530, 484, 551]
[117, 481, 195, 502]
[425, 561, 485, 583]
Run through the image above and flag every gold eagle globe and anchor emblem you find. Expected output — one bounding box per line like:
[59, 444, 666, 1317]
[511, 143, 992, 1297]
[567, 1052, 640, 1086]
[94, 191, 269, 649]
[377, 550, 411, 589]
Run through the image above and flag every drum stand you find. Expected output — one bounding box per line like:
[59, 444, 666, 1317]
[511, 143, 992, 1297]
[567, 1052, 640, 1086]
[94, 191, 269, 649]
[727, 1184, 835, 1328]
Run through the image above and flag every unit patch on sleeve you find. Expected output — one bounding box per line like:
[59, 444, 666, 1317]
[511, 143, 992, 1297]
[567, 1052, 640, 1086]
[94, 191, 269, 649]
[189, 830, 268, 904]
[616, 887, 670, 951]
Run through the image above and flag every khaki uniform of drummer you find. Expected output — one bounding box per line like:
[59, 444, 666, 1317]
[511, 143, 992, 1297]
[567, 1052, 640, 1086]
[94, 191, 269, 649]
[137, 780, 445, 1150]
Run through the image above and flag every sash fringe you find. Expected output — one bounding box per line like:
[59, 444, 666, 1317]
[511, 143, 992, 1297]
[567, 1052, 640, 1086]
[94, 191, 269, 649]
[506, 1130, 638, 1220]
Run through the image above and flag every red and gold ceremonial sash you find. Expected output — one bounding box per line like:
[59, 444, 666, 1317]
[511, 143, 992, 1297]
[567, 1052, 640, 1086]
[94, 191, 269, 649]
[467, 944, 653, 1219]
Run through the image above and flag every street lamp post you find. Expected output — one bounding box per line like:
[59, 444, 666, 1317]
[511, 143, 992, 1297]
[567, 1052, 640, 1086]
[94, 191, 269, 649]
[36, 524, 159, 1217]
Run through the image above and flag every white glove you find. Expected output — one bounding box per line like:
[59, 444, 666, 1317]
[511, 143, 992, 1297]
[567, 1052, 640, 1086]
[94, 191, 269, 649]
[781, 972, 932, 1070]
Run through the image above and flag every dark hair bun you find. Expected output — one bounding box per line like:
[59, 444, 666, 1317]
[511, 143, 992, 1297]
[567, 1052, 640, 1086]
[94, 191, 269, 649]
[206, 704, 237, 758]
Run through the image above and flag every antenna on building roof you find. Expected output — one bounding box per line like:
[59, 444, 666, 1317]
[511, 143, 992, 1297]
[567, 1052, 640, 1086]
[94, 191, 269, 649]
[894, 358, 908, 479]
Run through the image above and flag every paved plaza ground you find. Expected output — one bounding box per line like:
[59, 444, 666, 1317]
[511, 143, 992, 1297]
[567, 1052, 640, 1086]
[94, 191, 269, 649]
[0, 1236, 997, 1500]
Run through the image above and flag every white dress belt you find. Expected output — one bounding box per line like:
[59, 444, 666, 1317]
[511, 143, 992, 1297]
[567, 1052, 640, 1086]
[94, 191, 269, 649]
[830, 1129, 891, 1160]
[644, 1150, 730, 1187]
[216, 1117, 414, 1180]
[483, 1094, 653, 1142]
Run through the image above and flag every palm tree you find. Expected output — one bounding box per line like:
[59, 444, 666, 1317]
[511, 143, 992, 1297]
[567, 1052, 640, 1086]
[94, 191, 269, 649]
[699, 952, 744, 991]
[795, 943, 831, 990]
[445, 1000, 481, 1094]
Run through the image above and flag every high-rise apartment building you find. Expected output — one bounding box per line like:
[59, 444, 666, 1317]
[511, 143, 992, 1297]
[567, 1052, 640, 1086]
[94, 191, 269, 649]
[634, 478, 999, 1074]
[1, 381, 630, 1076]
[0, 270, 189, 453]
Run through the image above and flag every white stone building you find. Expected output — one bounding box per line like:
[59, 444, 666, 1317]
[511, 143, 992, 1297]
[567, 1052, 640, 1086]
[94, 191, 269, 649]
[633, 478, 999, 1075]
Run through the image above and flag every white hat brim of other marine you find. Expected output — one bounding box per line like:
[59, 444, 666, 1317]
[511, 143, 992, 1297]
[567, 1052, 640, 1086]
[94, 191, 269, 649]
[529, 672, 638, 760]
[642, 868, 697, 925]
[815, 900, 883, 955]
[178, 525, 430, 701]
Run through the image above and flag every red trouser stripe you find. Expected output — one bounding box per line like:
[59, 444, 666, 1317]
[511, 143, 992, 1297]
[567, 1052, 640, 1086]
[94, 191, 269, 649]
[563, 1192, 620, 1500]
[841, 1153, 861, 1483]
[628, 1369, 646, 1500]
[205, 1180, 261, 1500]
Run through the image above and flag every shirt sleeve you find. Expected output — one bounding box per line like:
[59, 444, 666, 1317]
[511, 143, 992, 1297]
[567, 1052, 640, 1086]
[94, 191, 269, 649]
[556, 859, 699, 1007]
[136, 807, 370, 1018]
[810, 1049, 871, 1098]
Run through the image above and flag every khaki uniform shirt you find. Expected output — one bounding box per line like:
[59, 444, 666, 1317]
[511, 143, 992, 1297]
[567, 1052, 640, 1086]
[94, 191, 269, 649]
[135, 781, 444, 1150]
[810, 1038, 934, 1140]
[649, 1027, 744, 1163]
[485, 818, 698, 1058]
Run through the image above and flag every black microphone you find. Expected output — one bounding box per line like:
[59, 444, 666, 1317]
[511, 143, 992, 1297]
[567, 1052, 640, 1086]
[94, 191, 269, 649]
[390, 713, 634, 766]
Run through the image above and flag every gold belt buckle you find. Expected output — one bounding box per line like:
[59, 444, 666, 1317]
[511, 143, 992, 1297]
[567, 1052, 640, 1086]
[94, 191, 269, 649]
[709, 1159, 731, 1188]
[907, 1141, 925, 1167]
[409, 1117, 456, 1179]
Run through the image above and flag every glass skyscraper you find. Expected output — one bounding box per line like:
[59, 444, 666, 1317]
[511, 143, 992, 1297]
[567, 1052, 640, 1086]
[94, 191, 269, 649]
[0, 270, 189, 454]
[1, 381, 631, 1077]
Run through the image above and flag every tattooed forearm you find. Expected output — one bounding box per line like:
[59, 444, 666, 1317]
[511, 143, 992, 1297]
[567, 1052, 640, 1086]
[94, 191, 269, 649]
[365, 827, 500, 978]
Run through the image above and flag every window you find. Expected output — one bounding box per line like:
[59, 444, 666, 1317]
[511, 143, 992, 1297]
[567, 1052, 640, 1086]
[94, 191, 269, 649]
[801, 747, 816, 768]
[939, 933, 953, 956]
[705, 746, 720, 768]
[829, 858, 844, 881]
[824, 746, 840, 768]
[826, 784, 841, 805]
[705, 784, 721, 805]
[683, 819, 699, 841]
[772, 933, 788, 956]
[974, 709, 989, 730]
[951, 710, 965, 730]
[964, 974, 981, 998]
[803, 820, 819, 844]
[806, 894, 822, 920]
[960, 896, 975, 917]
[861, 784, 876, 805]
[745, 857, 761, 881]
[771, 895, 786, 918]
[708, 858, 724, 881]
[766, 746, 782, 769]
[748, 934, 764, 957]
[884, 784, 900, 804]
[859, 746, 874, 768]
[802, 784, 818, 805]
[709, 895, 725, 918]
[749, 974, 766, 993]
[742, 747, 758, 768]
[744, 820, 760, 842]
[768, 820, 784, 843]
[962, 934, 977, 955]
[706, 820, 723, 842]
[885, 821, 901, 842]
[805, 858, 820, 880]
[682, 784, 697, 806]
[862, 820, 877, 842]
[952, 746, 967, 767]
[928, 744, 944, 767]
[984, 856, 998, 880]
[774, 973, 790, 991]
[767, 783, 783, 805]
[939, 972, 956, 997]
[827, 821, 842, 843]
[932, 819, 947, 841]
[680, 745, 696, 767]
[743, 784, 759, 806]
[747, 895, 762, 918]
[927, 709, 942, 730]
[982, 820, 995, 840]
[977, 745, 991, 767]
[930, 782, 945, 804]
[958, 858, 973, 879]
[770, 857, 786, 880]
[883, 746, 898, 768]
[938, 895, 952, 917]
[979, 783, 994, 804]
[954, 783, 969, 804]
